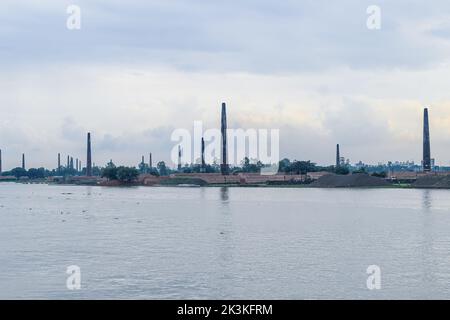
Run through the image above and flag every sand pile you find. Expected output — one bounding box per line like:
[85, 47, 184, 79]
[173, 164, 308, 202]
[310, 173, 390, 188]
[160, 177, 208, 186]
[413, 175, 450, 188]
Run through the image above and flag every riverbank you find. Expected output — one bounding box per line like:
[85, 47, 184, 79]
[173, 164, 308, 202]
[3, 172, 450, 189]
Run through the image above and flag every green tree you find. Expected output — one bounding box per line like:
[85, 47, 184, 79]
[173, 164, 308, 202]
[290, 161, 317, 175]
[10, 167, 28, 178]
[157, 161, 168, 176]
[138, 162, 149, 174]
[116, 166, 139, 183]
[335, 166, 350, 175]
[371, 171, 387, 178]
[92, 166, 102, 176]
[241, 157, 262, 173]
[101, 161, 118, 180]
[27, 168, 46, 179]
[278, 158, 292, 173]
[352, 167, 367, 174]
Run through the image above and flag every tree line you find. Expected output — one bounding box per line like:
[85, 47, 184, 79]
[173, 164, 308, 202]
[1, 157, 387, 181]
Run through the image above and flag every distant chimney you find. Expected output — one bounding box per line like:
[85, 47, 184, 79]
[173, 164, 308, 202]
[22, 153, 25, 170]
[201, 137, 206, 172]
[423, 108, 431, 172]
[178, 145, 182, 171]
[220, 102, 229, 175]
[336, 144, 340, 168]
[86, 132, 92, 176]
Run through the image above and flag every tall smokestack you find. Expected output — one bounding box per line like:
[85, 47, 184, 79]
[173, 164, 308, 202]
[423, 108, 431, 172]
[22, 153, 25, 170]
[58, 153, 61, 172]
[201, 137, 206, 172]
[149, 153, 152, 168]
[178, 145, 182, 171]
[336, 144, 340, 168]
[86, 132, 92, 176]
[220, 102, 229, 175]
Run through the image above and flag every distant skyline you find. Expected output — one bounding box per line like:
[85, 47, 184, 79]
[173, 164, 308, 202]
[1, 1, 450, 170]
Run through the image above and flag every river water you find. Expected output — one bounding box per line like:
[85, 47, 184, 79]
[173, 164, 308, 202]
[1, 183, 450, 299]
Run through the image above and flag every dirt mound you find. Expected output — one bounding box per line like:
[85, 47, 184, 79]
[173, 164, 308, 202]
[413, 175, 450, 188]
[159, 177, 208, 186]
[310, 173, 389, 188]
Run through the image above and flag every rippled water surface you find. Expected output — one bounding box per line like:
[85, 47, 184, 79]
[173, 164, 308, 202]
[1, 183, 450, 299]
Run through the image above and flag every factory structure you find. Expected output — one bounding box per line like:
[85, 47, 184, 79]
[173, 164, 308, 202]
[0, 104, 447, 185]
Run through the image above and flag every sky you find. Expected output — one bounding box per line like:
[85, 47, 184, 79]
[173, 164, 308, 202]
[1, 0, 450, 170]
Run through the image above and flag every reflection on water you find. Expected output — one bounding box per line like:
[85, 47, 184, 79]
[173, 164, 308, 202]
[219, 187, 230, 217]
[419, 189, 436, 292]
[220, 187, 229, 202]
[216, 187, 233, 288]
[422, 189, 432, 211]
[1, 184, 450, 299]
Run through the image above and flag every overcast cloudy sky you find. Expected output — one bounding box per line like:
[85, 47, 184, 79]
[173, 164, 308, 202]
[1, 0, 450, 169]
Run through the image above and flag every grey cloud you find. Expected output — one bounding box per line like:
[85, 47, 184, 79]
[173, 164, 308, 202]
[61, 117, 85, 141]
[1, 0, 450, 72]
[321, 98, 391, 147]
[95, 126, 176, 153]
